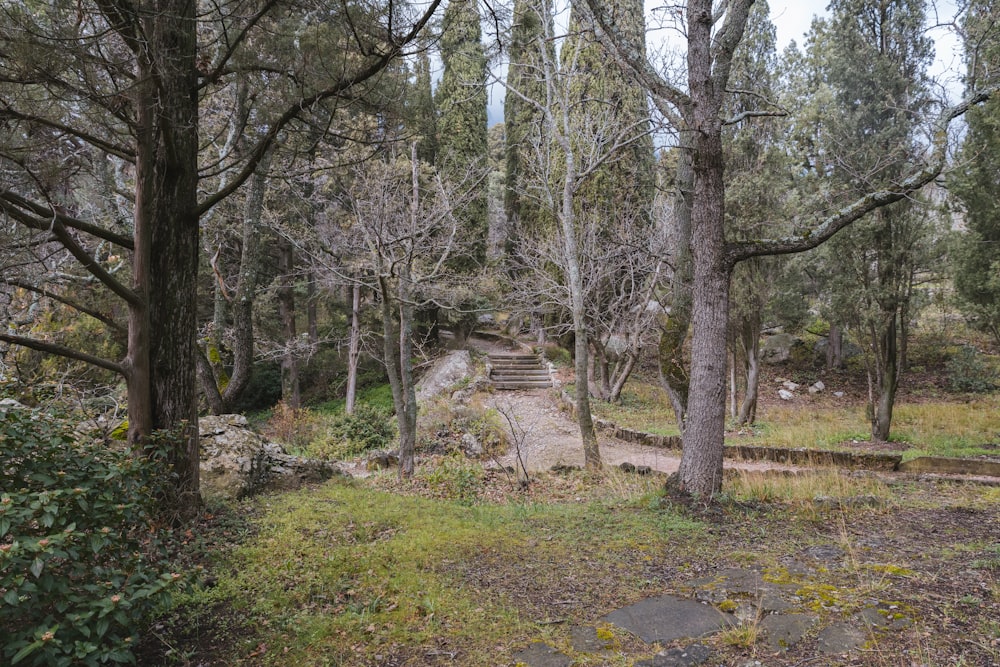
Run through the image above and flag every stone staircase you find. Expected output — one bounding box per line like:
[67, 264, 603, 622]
[488, 352, 553, 390]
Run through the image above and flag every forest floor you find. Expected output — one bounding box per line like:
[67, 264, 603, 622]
[138, 336, 1000, 666]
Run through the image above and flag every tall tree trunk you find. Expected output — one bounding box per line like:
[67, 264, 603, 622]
[307, 273, 319, 346]
[607, 351, 637, 404]
[872, 314, 898, 441]
[345, 283, 362, 415]
[277, 240, 300, 408]
[676, 0, 733, 496]
[736, 310, 761, 425]
[141, 1, 201, 514]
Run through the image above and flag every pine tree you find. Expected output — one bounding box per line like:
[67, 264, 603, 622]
[806, 0, 935, 440]
[435, 0, 488, 266]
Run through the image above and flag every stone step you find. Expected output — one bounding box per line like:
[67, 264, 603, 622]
[493, 381, 554, 390]
[491, 371, 551, 379]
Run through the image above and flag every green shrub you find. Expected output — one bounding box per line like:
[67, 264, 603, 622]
[0, 407, 183, 666]
[308, 404, 396, 460]
[424, 455, 483, 503]
[946, 345, 996, 393]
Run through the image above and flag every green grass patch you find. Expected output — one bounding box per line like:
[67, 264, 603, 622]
[190, 477, 703, 665]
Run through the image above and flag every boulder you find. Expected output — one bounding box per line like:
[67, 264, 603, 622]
[415, 350, 475, 403]
[809, 380, 826, 394]
[761, 333, 795, 364]
[199, 414, 345, 499]
[778, 389, 795, 401]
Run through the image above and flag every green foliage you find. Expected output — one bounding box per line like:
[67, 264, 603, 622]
[308, 404, 397, 460]
[0, 408, 183, 666]
[424, 455, 483, 503]
[228, 361, 283, 414]
[946, 346, 997, 393]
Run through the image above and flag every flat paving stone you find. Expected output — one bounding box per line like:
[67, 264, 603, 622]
[816, 622, 866, 654]
[801, 545, 845, 562]
[569, 626, 613, 653]
[855, 605, 912, 630]
[634, 643, 711, 667]
[761, 613, 816, 652]
[602, 595, 734, 644]
[509, 641, 572, 667]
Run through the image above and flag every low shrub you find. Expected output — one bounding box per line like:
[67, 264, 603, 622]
[0, 407, 183, 666]
[307, 404, 397, 460]
[946, 345, 996, 393]
[261, 402, 325, 451]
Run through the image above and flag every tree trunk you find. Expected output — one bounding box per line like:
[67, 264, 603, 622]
[607, 351, 637, 404]
[345, 283, 362, 415]
[676, 0, 732, 496]
[736, 311, 761, 425]
[277, 240, 300, 408]
[307, 273, 319, 346]
[142, 1, 202, 514]
[827, 323, 844, 369]
[872, 310, 899, 442]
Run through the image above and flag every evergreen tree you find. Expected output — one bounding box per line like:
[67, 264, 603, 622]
[952, 0, 1000, 344]
[561, 0, 654, 232]
[409, 51, 438, 164]
[805, 0, 935, 440]
[436, 0, 489, 266]
[504, 0, 551, 235]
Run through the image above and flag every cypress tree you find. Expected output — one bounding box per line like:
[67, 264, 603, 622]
[561, 0, 654, 231]
[436, 0, 488, 267]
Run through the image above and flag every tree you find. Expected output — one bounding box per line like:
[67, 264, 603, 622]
[436, 0, 489, 268]
[952, 0, 1000, 345]
[0, 0, 442, 513]
[799, 0, 934, 441]
[340, 144, 475, 476]
[501, 0, 653, 469]
[584, 0, 999, 495]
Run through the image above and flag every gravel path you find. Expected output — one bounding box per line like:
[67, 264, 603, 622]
[471, 335, 798, 475]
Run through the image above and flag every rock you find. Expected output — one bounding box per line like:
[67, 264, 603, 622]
[602, 594, 735, 644]
[809, 380, 825, 394]
[199, 414, 345, 499]
[778, 389, 795, 401]
[461, 432, 483, 456]
[569, 626, 613, 653]
[635, 643, 711, 667]
[762, 613, 815, 651]
[761, 333, 795, 364]
[415, 350, 474, 403]
[782, 380, 800, 391]
[816, 622, 865, 654]
[509, 642, 572, 667]
[834, 391, 845, 397]
[366, 450, 399, 471]
[0, 398, 27, 409]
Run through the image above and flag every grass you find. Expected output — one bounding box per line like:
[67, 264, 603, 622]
[183, 473, 703, 666]
[588, 378, 1000, 460]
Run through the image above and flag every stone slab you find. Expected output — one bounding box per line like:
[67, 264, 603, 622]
[569, 626, 613, 654]
[635, 643, 711, 667]
[816, 622, 866, 654]
[899, 456, 1000, 477]
[510, 641, 572, 667]
[761, 613, 816, 652]
[602, 595, 734, 644]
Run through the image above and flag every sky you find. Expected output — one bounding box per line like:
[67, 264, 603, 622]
[486, 1, 966, 125]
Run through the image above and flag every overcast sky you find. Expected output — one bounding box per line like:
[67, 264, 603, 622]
[486, 1, 965, 125]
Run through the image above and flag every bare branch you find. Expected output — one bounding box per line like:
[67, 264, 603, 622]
[3, 278, 125, 334]
[0, 191, 134, 249]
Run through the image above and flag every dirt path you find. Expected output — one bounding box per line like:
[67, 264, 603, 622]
[471, 335, 797, 475]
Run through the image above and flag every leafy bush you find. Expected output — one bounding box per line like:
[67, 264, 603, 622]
[946, 345, 997, 393]
[0, 408, 183, 666]
[307, 404, 396, 460]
